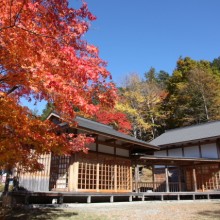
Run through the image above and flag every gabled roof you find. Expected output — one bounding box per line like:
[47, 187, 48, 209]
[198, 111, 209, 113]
[47, 112, 159, 150]
[150, 120, 220, 147]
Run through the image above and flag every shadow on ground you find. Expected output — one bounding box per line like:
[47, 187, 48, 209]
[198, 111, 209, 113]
[0, 208, 78, 220]
[197, 209, 220, 220]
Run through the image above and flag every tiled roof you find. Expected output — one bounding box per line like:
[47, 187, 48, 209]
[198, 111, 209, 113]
[150, 121, 220, 147]
[48, 113, 158, 150]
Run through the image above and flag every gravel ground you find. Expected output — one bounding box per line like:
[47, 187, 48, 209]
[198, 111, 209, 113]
[1, 200, 220, 220]
[65, 200, 220, 220]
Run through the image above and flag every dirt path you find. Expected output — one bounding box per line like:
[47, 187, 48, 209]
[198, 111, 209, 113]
[1, 200, 220, 220]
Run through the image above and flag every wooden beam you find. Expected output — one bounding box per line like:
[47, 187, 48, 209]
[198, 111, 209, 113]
[85, 133, 98, 137]
[97, 140, 130, 150]
[199, 142, 202, 158]
[121, 143, 134, 147]
[105, 138, 116, 143]
[216, 139, 220, 159]
[76, 126, 159, 150]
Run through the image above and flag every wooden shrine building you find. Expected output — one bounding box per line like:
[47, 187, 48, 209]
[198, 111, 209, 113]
[18, 113, 158, 193]
[18, 116, 220, 196]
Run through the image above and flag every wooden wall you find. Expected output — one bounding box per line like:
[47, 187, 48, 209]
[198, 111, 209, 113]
[19, 154, 51, 191]
[185, 163, 220, 191]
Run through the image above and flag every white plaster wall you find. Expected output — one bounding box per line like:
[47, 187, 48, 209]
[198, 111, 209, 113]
[201, 143, 218, 158]
[184, 146, 200, 158]
[98, 144, 114, 154]
[116, 148, 129, 157]
[154, 150, 167, 156]
[168, 148, 183, 157]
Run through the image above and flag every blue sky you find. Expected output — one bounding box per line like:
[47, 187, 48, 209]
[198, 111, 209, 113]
[72, 0, 220, 84]
[22, 0, 220, 114]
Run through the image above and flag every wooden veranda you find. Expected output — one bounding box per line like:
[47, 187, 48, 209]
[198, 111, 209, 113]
[6, 190, 220, 206]
[132, 155, 220, 193]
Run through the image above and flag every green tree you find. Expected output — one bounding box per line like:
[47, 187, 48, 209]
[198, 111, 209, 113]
[162, 57, 220, 129]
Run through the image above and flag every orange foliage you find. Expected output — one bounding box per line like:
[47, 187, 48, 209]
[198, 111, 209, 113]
[0, 0, 117, 170]
[96, 110, 132, 134]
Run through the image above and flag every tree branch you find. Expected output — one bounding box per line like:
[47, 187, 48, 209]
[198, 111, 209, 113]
[7, 85, 19, 95]
[0, 0, 25, 32]
[16, 25, 55, 39]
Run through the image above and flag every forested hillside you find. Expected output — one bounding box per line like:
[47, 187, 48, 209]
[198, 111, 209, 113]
[117, 56, 220, 141]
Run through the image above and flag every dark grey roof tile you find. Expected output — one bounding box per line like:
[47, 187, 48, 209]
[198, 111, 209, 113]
[150, 121, 220, 146]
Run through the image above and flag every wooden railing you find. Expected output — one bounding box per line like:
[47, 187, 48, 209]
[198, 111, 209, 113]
[133, 182, 185, 192]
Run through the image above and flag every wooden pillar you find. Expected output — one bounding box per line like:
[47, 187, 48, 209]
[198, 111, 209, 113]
[165, 167, 169, 192]
[135, 165, 139, 193]
[114, 164, 117, 192]
[110, 196, 114, 203]
[178, 167, 182, 192]
[152, 166, 156, 191]
[130, 167, 133, 192]
[96, 163, 100, 192]
[68, 162, 74, 191]
[74, 162, 79, 191]
[87, 196, 91, 203]
[68, 161, 79, 191]
[192, 168, 197, 192]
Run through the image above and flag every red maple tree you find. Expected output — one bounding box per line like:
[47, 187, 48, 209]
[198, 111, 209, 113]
[96, 110, 132, 134]
[0, 0, 117, 171]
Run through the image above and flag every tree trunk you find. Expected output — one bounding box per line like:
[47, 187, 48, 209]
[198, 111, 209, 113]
[3, 173, 10, 194]
[202, 93, 209, 120]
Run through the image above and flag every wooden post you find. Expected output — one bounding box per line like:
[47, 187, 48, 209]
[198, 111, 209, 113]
[152, 166, 156, 192]
[68, 163, 74, 191]
[96, 163, 100, 192]
[192, 168, 197, 192]
[130, 166, 133, 192]
[165, 167, 169, 192]
[135, 165, 139, 193]
[71, 162, 79, 191]
[178, 167, 182, 192]
[87, 196, 91, 203]
[114, 164, 117, 192]
[110, 196, 114, 203]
